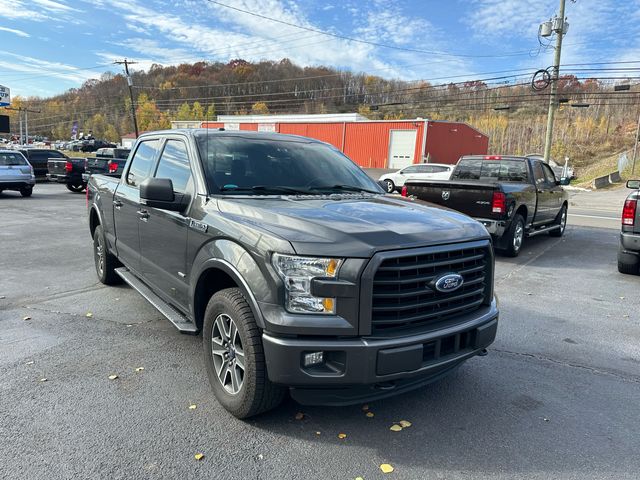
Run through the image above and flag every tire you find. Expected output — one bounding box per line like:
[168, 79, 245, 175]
[617, 247, 639, 275]
[67, 183, 85, 193]
[383, 179, 395, 193]
[618, 261, 639, 275]
[20, 186, 33, 197]
[549, 205, 567, 237]
[93, 224, 120, 285]
[203, 288, 285, 418]
[502, 214, 525, 257]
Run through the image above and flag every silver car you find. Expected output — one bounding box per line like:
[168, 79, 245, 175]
[0, 150, 35, 197]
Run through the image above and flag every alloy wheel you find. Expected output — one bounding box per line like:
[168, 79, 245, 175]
[211, 314, 245, 395]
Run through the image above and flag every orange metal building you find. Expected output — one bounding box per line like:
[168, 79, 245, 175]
[197, 117, 488, 169]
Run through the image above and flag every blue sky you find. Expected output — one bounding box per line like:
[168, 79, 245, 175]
[1, 0, 640, 98]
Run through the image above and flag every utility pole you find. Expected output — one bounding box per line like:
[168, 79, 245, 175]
[115, 59, 139, 138]
[5, 106, 40, 145]
[631, 108, 640, 176]
[543, 0, 567, 163]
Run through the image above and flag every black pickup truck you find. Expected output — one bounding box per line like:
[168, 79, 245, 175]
[47, 156, 87, 192]
[82, 148, 131, 184]
[87, 129, 499, 418]
[19, 148, 68, 179]
[403, 155, 570, 256]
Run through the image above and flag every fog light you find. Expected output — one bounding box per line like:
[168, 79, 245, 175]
[303, 351, 324, 367]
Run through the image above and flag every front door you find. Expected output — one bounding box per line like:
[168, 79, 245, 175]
[541, 162, 564, 222]
[113, 139, 161, 273]
[139, 138, 193, 309]
[531, 160, 554, 224]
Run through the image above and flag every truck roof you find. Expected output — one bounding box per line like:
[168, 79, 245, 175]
[137, 128, 328, 145]
[460, 155, 528, 161]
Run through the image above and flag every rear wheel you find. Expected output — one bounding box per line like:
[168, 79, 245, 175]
[618, 247, 639, 275]
[203, 288, 285, 418]
[502, 214, 525, 257]
[93, 224, 120, 285]
[549, 205, 567, 237]
[67, 183, 85, 193]
[383, 179, 395, 193]
[20, 186, 33, 197]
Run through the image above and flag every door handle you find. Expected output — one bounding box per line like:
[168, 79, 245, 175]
[137, 210, 149, 221]
[113, 199, 123, 209]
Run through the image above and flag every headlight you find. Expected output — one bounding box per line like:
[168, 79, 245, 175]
[271, 254, 342, 314]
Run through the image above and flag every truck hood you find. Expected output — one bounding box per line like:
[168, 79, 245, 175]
[216, 194, 488, 257]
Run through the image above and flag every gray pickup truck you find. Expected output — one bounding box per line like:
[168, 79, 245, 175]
[618, 179, 640, 275]
[87, 129, 499, 418]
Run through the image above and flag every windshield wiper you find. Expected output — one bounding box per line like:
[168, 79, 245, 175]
[219, 185, 314, 195]
[309, 184, 380, 194]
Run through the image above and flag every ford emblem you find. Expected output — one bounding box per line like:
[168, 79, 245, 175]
[442, 190, 450, 201]
[432, 273, 464, 293]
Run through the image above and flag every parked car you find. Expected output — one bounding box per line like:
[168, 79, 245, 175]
[82, 147, 130, 183]
[402, 155, 570, 257]
[87, 129, 499, 418]
[19, 148, 68, 179]
[379, 163, 453, 193]
[0, 150, 35, 197]
[618, 179, 640, 275]
[47, 156, 87, 192]
[80, 139, 116, 153]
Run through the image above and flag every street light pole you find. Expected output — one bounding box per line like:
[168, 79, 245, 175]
[543, 0, 567, 163]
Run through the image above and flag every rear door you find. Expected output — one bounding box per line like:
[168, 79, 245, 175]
[531, 160, 555, 224]
[139, 138, 193, 308]
[113, 139, 161, 273]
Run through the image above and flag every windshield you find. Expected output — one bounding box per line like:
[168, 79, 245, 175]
[0, 153, 27, 166]
[195, 133, 383, 195]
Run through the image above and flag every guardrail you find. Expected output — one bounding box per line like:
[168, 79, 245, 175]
[591, 171, 623, 189]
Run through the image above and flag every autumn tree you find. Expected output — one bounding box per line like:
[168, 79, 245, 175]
[191, 101, 205, 120]
[251, 102, 269, 114]
[176, 102, 192, 120]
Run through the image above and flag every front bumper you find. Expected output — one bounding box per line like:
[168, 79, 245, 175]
[263, 301, 498, 405]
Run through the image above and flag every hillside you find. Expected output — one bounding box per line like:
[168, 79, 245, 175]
[6, 58, 639, 178]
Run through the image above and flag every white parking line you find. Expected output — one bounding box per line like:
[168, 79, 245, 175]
[568, 213, 618, 221]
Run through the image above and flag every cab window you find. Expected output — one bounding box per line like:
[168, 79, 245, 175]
[532, 161, 546, 186]
[127, 140, 160, 187]
[154, 140, 193, 194]
[542, 163, 557, 184]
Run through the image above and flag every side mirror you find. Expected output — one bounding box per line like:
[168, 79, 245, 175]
[627, 179, 640, 189]
[558, 177, 570, 186]
[140, 178, 184, 211]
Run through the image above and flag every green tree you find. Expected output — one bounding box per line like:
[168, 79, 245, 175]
[206, 103, 216, 120]
[87, 113, 107, 138]
[191, 101, 205, 120]
[104, 124, 119, 143]
[176, 102, 192, 120]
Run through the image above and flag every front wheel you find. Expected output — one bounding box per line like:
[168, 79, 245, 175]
[20, 186, 33, 197]
[383, 179, 395, 193]
[67, 183, 85, 193]
[203, 288, 285, 418]
[549, 205, 567, 237]
[502, 214, 525, 257]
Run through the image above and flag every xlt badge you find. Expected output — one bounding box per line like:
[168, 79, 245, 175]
[189, 219, 208, 233]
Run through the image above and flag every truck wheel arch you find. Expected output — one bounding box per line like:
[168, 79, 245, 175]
[515, 205, 528, 224]
[192, 259, 266, 332]
[89, 206, 102, 237]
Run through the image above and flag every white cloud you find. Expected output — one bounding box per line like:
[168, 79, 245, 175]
[0, 26, 30, 37]
[0, 51, 99, 84]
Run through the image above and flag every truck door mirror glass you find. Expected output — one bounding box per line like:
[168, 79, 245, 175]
[140, 178, 183, 211]
[558, 177, 570, 186]
[627, 180, 640, 189]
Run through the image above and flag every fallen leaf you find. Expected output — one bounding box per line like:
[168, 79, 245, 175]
[39, 378, 47, 382]
[26, 361, 35, 365]
[108, 374, 118, 380]
[295, 412, 305, 420]
[337, 433, 347, 439]
[399, 420, 412, 428]
[366, 412, 375, 418]
[380, 464, 394, 474]
[526, 292, 533, 296]
[620, 296, 625, 300]
[0, 295, 6, 299]
[23, 316, 31, 321]
[355, 477, 364, 480]
[257, 454, 264, 460]
[543, 417, 550, 422]
[623, 315, 630, 318]
[126, 324, 133, 328]
[389, 424, 403, 432]
[86, 312, 93, 318]
[189, 404, 197, 410]
[315, 431, 321, 436]
[194, 453, 204, 461]
[135, 367, 144, 372]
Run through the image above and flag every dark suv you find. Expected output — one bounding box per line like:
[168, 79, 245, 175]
[618, 179, 640, 275]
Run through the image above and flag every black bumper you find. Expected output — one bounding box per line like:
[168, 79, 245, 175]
[263, 302, 498, 405]
[46, 173, 86, 184]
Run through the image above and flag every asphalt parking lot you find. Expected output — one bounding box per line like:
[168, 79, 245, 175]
[1, 183, 639, 480]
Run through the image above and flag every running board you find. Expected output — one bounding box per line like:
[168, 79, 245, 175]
[526, 224, 561, 237]
[115, 267, 198, 334]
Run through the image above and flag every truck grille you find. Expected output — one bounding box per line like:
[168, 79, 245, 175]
[370, 244, 489, 334]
